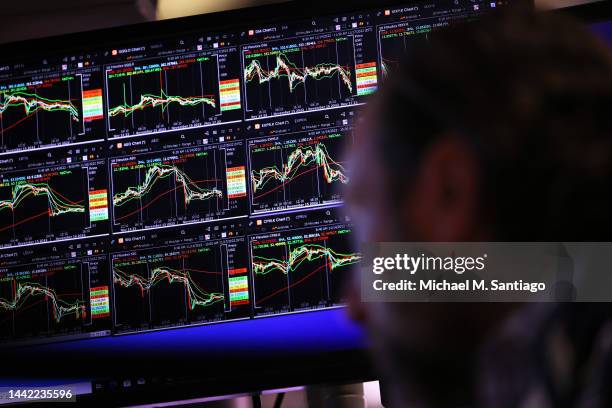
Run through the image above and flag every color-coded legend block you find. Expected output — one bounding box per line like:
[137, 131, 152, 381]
[82, 89, 104, 121]
[88, 189, 109, 222]
[229, 274, 249, 306]
[355, 62, 378, 96]
[226, 166, 247, 198]
[90, 286, 110, 318]
[219, 79, 241, 111]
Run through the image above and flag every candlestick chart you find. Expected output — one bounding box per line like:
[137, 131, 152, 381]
[248, 131, 349, 214]
[110, 142, 247, 233]
[111, 238, 249, 332]
[250, 224, 360, 315]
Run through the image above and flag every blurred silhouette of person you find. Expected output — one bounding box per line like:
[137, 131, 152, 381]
[346, 8, 612, 408]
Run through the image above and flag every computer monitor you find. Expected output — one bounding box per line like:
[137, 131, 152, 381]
[0, 0, 511, 404]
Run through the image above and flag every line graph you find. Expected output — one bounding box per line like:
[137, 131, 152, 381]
[111, 238, 249, 332]
[113, 164, 222, 209]
[110, 143, 247, 233]
[0, 166, 97, 248]
[0, 250, 110, 342]
[108, 87, 216, 118]
[242, 36, 358, 119]
[248, 131, 350, 214]
[244, 52, 353, 94]
[0, 282, 87, 323]
[0, 183, 85, 216]
[377, 22, 441, 79]
[106, 51, 242, 138]
[0, 91, 79, 122]
[113, 266, 224, 309]
[0, 71, 105, 154]
[250, 224, 360, 314]
[251, 142, 348, 192]
[253, 245, 360, 275]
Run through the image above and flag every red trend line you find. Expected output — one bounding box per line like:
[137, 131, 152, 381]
[0, 93, 83, 134]
[256, 263, 328, 305]
[0, 110, 38, 134]
[52, 189, 83, 207]
[0, 199, 85, 232]
[252, 157, 348, 202]
[0, 297, 47, 325]
[253, 165, 321, 201]
[114, 178, 221, 222]
[0, 210, 50, 232]
[283, 66, 351, 71]
[185, 268, 222, 276]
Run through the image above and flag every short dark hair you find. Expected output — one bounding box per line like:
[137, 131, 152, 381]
[375, 8, 612, 240]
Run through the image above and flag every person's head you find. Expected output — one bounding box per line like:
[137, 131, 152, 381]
[345, 8, 612, 406]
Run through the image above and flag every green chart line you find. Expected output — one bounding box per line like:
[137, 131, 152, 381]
[113, 164, 222, 207]
[113, 266, 224, 310]
[0, 183, 85, 216]
[244, 52, 353, 94]
[0, 90, 79, 121]
[252, 244, 361, 276]
[0, 282, 87, 322]
[251, 142, 349, 193]
[108, 84, 216, 118]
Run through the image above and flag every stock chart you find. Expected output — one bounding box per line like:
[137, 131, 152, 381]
[111, 238, 249, 332]
[0, 246, 110, 341]
[106, 49, 242, 138]
[0, 160, 109, 248]
[0, 69, 104, 154]
[242, 32, 377, 119]
[248, 130, 350, 214]
[250, 224, 360, 315]
[110, 142, 247, 233]
[377, 21, 449, 78]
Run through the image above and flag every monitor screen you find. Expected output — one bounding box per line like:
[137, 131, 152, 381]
[0, 0, 509, 402]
